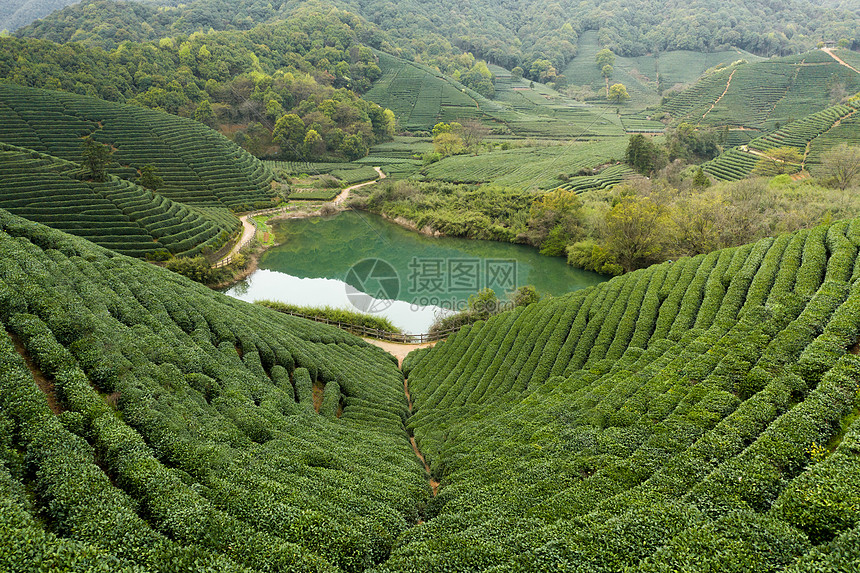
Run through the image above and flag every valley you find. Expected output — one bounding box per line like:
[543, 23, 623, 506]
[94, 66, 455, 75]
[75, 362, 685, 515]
[0, 0, 859, 570]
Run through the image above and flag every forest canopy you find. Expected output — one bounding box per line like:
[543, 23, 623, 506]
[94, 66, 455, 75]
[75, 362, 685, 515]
[13, 0, 860, 84]
[1, 9, 397, 159]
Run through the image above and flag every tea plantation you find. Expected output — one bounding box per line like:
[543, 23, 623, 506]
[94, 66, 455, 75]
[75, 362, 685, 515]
[0, 210, 428, 571]
[395, 219, 860, 571]
[0, 81, 275, 211]
[0, 143, 238, 258]
[651, 50, 860, 131]
[416, 139, 627, 190]
[704, 98, 859, 181]
[3, 199, 860, 570]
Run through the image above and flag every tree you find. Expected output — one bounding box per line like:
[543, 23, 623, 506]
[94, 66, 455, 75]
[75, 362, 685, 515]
[511, 285, 540, 307]
[511, 66, 524, 80]
[194, 99, 216, 127]
[529, 59, 557, 83]
[521, 188, 584, 248]
[595, 48, 616, 69]
[273, 113, 305, 155]
[467, 288, 500, 319]
[339, 134, 368, 160]
[692, 167, 711, 188]
[433, 132, 465, 157]
[608, 83, 630, 104]
[666, 123, 720, 161]
[601, 64, 614, 79]
[460, 119, 489, 150]
[137, 164, 163, 191]
[605, 195, 666, 272]
[753, 146, 803, 175]
[818, 144, 860, 190]
[625, 134, 662, 175]
[432, 122, 462, 138]
[81, 135, 112, 182]
[303, 129, 325, 156]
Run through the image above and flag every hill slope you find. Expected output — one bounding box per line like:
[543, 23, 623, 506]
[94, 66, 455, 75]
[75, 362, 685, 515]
[395, 219, 860, 571]
[0, 209, 427, 571]
[3, 211, 860, 569]
[0, 143, 238, 258]
[0, 82, 275, 211]
[13, 0, 860, 73]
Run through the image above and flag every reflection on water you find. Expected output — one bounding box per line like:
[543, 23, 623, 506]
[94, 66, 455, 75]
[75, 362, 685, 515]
[224, 211, 607, 333]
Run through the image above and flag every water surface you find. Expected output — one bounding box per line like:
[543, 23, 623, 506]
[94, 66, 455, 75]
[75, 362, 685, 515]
[225, 211, 606, 333]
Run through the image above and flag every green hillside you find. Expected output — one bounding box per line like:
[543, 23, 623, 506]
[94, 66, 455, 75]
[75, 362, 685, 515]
[649, 50, 860, 131]
[362, 51, 486, 132]
[363, 50, 626, 137]
[0, 82, 275, 211]
[0, 209, 426, 571]
[703, 98, 859, 181]
[563, 30, 765, 111]
[0, 0, 80, 33]
[14, 0, 860, 76]
[396, 219, 860, 571]
[0, 143, 238, 258]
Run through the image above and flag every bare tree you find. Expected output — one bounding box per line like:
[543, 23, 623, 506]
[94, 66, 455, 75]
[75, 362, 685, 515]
[817, 144, 860, 190]
[460, 119, 490, 150]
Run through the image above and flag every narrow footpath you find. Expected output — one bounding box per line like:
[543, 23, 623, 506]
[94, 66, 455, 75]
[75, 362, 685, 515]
[364, 337, 440, 498]
[215, 166, 386, 266]
[333, 166, 386, 205]
[701, 68, 736, 122]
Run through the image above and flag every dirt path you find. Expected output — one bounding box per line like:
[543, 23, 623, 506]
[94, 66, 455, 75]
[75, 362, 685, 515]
[229, 215, 256, 259]
[823, 48, 860, 75]
[215, 167, 386, 266]
[402, 371, 440, 497]
[9, 333, 63, 415]
[364, 337, 440, 497]
[333, 166, 386, 205]
[363, 338, 436, 367]
[701, 68, 736, 122]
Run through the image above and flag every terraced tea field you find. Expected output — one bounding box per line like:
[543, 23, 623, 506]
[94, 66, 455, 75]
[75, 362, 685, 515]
[651, 51, 860, 130]
[0, 143, 238, 258]
[365, 51, 625, 139]
[363, 51, 484, 132]
[0, 82, 274, 211]
[704, 99, 859, 181]
[0, 209, 426, 572]
[417, 139, 628, 190]
[563, 30, 762, 113]
[396, 218, 860, 571]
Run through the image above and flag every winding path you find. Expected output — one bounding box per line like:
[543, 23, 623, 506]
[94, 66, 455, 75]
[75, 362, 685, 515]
[228, 214, 257, 259]
[215, 166, 386, 266]
[333, 166, 386, 205]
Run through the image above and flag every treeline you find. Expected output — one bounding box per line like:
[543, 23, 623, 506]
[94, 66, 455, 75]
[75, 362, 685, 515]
[351, 150, 860, 275]
[2, 9, 395, 160]
[18, 0, 858, 90]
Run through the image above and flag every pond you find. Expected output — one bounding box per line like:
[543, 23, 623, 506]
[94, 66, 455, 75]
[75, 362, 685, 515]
[224, 211, 607, 333]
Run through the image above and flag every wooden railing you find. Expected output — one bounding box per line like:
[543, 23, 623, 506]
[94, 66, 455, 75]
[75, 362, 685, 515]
[212, 218, 261, 268]
[274, 309, 461, 343]
[213, 205, 298, 268]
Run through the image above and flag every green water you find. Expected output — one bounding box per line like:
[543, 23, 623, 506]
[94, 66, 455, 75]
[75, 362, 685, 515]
[226, 211, 606, 332]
